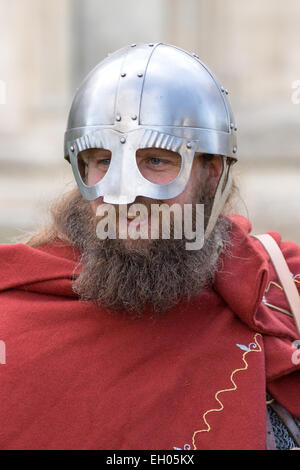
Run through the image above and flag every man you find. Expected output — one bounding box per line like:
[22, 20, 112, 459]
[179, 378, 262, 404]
[0, 43, 299, 450]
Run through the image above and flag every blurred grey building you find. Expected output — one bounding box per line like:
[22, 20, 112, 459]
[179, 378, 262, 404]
[0, 0, 299, 244]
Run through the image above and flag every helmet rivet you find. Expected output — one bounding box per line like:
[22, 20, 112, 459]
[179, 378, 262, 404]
[221, 86, 225, 93]
[121, 72, 126, 77]
[116, 115, 121, 122]
[234, 126, 238, 131]
[120, 137, 126, 144]
[230, 123, 234, 129]
[225, 89, 229, 95]
[149, 43, 154, 47]
[233, 146, 237, 153]
[186, 142, 192, 149]
[131, 114, 137, 120]
[70, 146, 74, 152]
[131, 44, 136, 47]
[137, 72, 143, 78]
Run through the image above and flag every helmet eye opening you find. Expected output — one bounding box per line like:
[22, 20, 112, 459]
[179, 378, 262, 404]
[77, 148, 112, 186]
[135, 147, 182, 186]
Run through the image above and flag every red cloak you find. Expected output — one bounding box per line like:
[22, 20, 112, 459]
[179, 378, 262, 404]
[0, 214, 299, 450]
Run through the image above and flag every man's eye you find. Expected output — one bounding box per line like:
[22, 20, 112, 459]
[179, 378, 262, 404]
[150, 158, 161, 165]
[149, 157, 164, 165]
[97, 158, 111, 166]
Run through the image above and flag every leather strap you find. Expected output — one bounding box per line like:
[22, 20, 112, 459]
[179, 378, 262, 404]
[205, 160, 233, 240]
[253, 234, 300, 335]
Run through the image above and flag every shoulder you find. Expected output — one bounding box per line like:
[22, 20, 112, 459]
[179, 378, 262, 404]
[220, 214, 300, 336]
[0, 241, 81, 292]
[251, 230, 300, 316]
[226, 213, 300, 277]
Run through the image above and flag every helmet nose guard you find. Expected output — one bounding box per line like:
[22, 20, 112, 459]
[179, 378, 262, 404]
[64, 42, 238, 238]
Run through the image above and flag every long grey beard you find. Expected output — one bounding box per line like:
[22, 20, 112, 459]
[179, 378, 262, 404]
[57, 193, 231, 316]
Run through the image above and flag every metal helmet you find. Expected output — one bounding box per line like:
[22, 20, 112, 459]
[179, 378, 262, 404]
[64, 42, 237, 238]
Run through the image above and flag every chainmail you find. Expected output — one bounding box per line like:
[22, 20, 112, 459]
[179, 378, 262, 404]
[267, 405, 300, 450]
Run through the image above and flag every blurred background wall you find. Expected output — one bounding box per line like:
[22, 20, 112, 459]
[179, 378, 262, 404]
[0, 0, 299, 244]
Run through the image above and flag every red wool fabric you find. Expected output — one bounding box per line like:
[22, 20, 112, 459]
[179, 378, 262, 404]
[0, 214, 299, 450]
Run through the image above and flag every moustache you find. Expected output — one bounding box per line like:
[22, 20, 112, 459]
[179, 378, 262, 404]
[95, 197, 163, 219]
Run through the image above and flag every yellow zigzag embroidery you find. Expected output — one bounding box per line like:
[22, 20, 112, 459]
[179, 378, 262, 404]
[192, 333, 262, 450]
